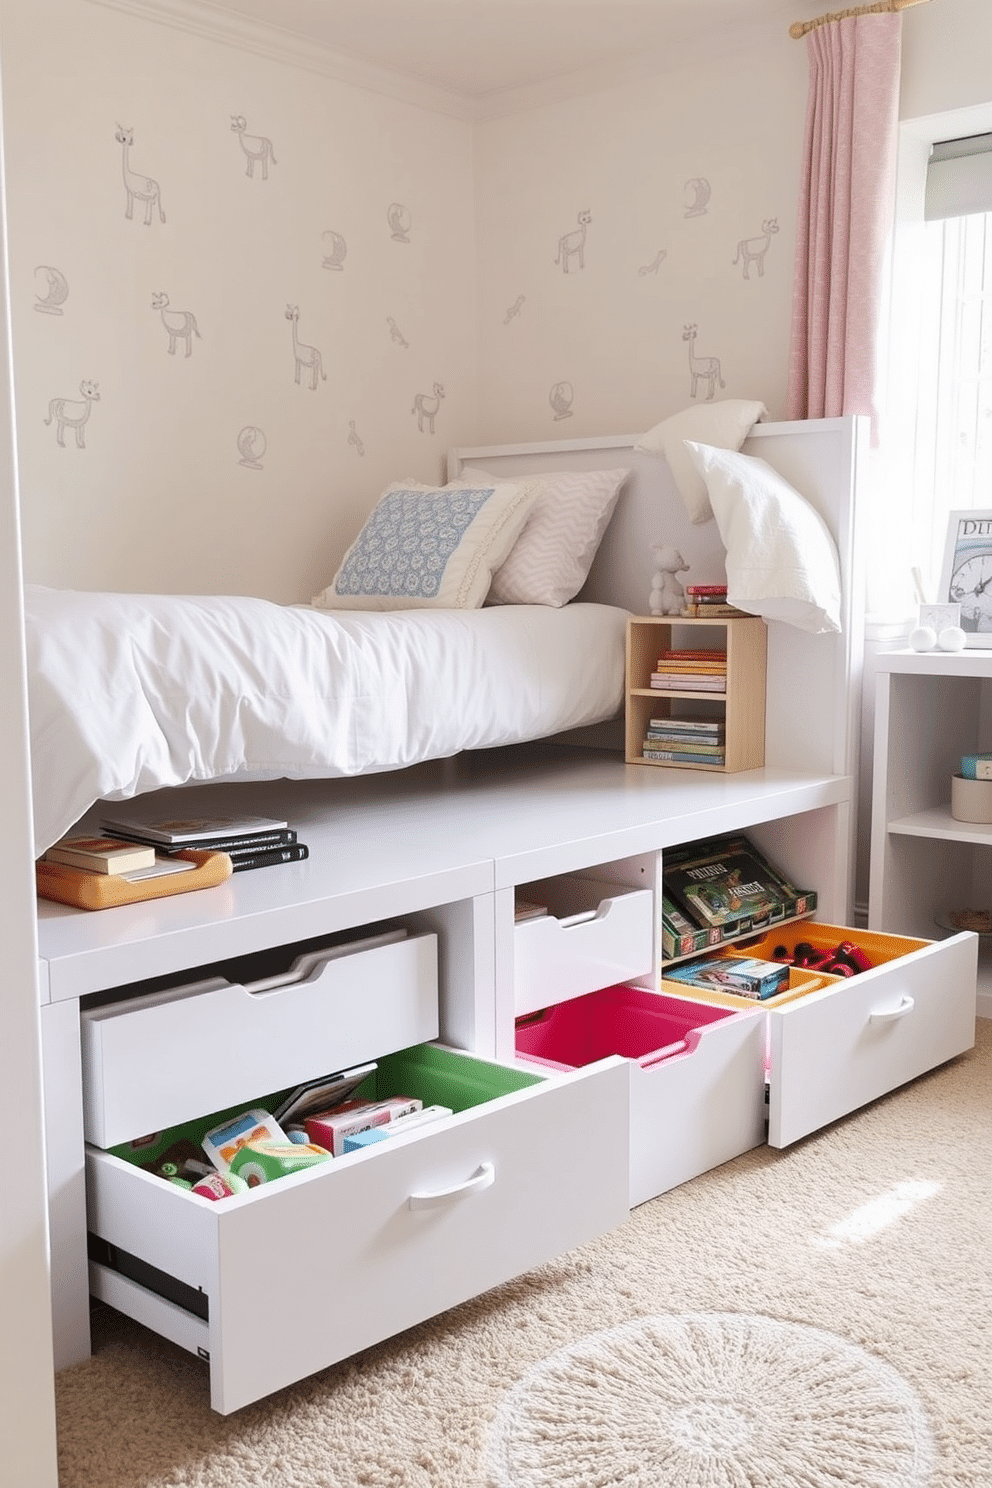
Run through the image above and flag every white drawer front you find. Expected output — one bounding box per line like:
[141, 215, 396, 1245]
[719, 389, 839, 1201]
[86, 1052, 629, 1414]
[628, 1005, 766, 1207]
[767, 931, 977, 1147]
[82, 932, 438, 1148]
[514, 879, 653, 1017]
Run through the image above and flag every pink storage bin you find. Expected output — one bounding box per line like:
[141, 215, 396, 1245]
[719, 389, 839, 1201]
[515, 983, 737, 1071]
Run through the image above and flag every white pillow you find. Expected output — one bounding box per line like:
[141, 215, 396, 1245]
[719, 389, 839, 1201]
[635, 400, 767, 524]
[683, 441, 842, 635]
[454, 465, 630, 607]
[313, 479, 538, 611]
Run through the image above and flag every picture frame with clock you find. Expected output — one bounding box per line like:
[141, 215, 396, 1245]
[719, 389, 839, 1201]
[939, 511, 992, 646]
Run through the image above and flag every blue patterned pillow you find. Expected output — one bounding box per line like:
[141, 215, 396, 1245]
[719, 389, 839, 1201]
[313, 480, 538, 610]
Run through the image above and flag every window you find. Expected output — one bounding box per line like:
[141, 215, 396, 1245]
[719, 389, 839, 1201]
[904, 208, 992, 600]
[880, 124, 992, 615]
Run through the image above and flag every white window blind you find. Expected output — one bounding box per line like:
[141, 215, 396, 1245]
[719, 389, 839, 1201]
[925, 133, 992, 222]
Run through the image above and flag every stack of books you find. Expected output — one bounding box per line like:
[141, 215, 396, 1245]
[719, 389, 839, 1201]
[642, 715, 725, 766]
[650, 648, 727, 693]
[99, 812, 309, 873]
[680, 583, 751, 618]
[660, 832, 817, 960]
[42, 835, 197, 883]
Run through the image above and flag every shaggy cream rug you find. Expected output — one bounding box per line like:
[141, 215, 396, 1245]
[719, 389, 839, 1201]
[56, 1021, 992, 1487]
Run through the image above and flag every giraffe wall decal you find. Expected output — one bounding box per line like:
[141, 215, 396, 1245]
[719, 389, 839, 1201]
[412, 383, 445, 434]
[555, 210, 591, 274]
[44, 380, 100, 448]
[114, 125, 165, 225]
[732, 218, 779, 279]
[230, 115, 277, 180]
[682, 324, 725, 401]
[152, 293, 201, 357]
[285, 305, 326, 390]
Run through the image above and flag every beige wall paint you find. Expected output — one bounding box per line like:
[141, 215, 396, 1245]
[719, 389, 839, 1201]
[473, 24, 805, 445]
[2, 0, 478, 604]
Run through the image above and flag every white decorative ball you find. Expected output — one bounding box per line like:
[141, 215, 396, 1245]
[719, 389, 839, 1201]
[937, 625, 966, 652]
[909, 625, 936, 652]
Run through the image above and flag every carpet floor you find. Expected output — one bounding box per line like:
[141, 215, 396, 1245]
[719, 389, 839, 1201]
[56, 1019, 992, 1487]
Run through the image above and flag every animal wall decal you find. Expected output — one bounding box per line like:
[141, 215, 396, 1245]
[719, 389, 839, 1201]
[732, 218, 779, 279]
[387, 203, 412, 242]
[504, 295, 525, 324]
[322, 231, 347, 270]
[549, 381, 574, 421]
[638, 249, 667, 277]
[348, 420, 366, 456]
[683, 178, 710, 218]
[115, 125, 165, 225]
[152, 292, 201, 357]
[34, 266, 68, 315]
[237, 426, 266, 469]
[682, 324, 725, 401]
[230, 115, 277, 180]
[386, 316, 409, 348]
[44, 380, 100, 448]
[285, 305, 326, 390]
[555, 210, 591, 274]
[412, 383, 444, 434]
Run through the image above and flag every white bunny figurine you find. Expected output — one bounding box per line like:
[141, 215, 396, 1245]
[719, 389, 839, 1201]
[649, 545, 689, 615]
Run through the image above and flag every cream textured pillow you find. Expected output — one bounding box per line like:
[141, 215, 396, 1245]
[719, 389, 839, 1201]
[635, 400, 767, 524]
[455, 466, 631, 607]
[683, 441, 842, 634]
[313, 479, 538, 611]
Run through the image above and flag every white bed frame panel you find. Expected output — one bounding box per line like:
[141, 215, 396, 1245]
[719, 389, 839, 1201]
[450, 416, 869, 783]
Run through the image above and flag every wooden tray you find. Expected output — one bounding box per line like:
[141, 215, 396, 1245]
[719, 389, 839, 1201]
[36, 850, 233, 910]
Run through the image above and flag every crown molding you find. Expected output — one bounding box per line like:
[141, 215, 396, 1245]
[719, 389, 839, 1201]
[83, 0, 479, 120]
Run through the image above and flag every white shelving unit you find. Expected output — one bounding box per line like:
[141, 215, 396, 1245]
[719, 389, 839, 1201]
[869, 647, 992, 1018]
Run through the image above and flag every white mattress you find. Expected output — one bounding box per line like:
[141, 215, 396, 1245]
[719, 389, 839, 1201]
[25, 586, 629, 855]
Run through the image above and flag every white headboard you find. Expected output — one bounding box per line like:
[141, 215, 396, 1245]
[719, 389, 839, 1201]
[449, 416, 870, 782]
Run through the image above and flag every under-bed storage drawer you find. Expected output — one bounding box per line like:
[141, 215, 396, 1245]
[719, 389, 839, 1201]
[513, 877, 654, 1018]
[661, 920, 978, 1148]
[82, 930, 439, 1148]
[515, 984, 765, 1207]
[85, 1043, 629, 1414]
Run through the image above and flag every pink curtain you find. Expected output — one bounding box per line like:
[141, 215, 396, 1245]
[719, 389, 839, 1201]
[787, 14, 902, 428]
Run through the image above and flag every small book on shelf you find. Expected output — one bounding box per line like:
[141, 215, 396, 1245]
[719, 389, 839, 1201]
[43, 835, 157, 875]
[99, 812, 290, 847]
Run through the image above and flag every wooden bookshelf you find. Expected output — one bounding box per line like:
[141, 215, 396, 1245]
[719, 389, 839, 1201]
[625, 615, 767, 772]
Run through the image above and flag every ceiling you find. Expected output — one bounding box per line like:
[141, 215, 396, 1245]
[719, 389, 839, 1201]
[193, 0, 803, 100]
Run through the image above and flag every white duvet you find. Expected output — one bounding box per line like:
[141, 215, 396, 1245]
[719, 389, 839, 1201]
[24, 586, 629, 855]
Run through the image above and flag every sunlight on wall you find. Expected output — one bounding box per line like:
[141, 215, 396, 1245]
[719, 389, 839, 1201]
[812, 1179, 941, 1249]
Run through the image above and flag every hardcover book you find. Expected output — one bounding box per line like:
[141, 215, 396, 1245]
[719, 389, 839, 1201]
[101, 812, 289, 845]
[663, 834, 816, 935]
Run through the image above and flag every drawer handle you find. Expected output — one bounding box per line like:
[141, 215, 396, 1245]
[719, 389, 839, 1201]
[869, 995, 915, 1024]
[642, 1038, 690, 1068]
[408, 1161, 495, 1211]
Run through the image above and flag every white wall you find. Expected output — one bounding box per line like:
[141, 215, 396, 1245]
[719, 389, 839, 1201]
[1, 0, 479, 605]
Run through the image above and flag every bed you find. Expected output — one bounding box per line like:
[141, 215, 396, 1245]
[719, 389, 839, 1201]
[25, 417, 867, 860]
[25, 589, 629, 856]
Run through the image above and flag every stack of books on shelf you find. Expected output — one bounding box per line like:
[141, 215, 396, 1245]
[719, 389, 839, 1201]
[100, 813, 310, 873]
[650, 648, 727, 693]
[661, 832, 817, 960]
[642, 715, 725, 766]
[680, 583, 751, 619]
